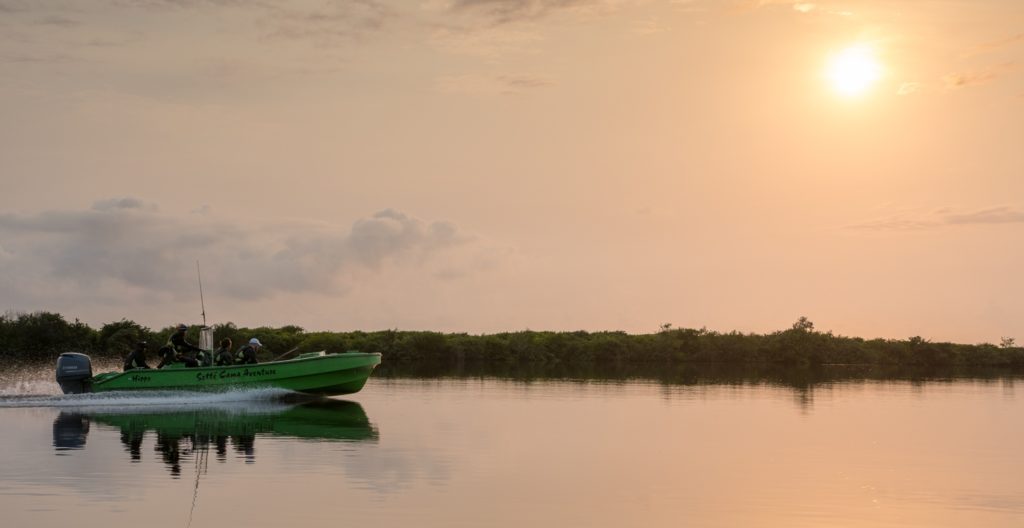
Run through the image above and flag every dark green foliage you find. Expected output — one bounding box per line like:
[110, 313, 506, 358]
[3, 312, 1024, 369]
[297, 332, 348, 354]
[97, 319, 153, 357]
[0, 311, 98, 360]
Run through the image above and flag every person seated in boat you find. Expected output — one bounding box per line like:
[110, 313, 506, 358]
[167, 323, 203, 368]
[214, 338, 234, 367]
[235, 338, 262, 365]
[156, 344, 200, 368]
[196, 348, 213, 367]
[156, 345, 175, 368]
[123, 341, 152, 371]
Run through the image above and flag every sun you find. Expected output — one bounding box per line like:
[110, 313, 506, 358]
[826, 45, 882, 97]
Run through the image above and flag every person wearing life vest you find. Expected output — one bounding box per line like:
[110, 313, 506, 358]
[158, 345, 199, 368]
[156, 344, 177, 368]
[196, 348, 213, 367]
[165, 324, 202, 368]
[235, 338, 262, 365]
[123, 341, 152, 371]
[214, 338, 234, 367]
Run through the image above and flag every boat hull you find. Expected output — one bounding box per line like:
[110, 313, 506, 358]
[89, 352, 381, 396]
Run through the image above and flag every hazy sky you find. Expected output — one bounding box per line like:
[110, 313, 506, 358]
[1, 0, 1022, 342]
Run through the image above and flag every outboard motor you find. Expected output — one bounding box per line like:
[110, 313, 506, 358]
[56, 352, 93, 394]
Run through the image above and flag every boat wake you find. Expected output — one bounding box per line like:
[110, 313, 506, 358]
[0, 386, 309, 410]
[0, 365, 311, 411]
[0, 362, 332, 410]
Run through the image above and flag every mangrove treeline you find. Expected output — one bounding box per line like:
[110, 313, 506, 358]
[2, 312, 1023, 368]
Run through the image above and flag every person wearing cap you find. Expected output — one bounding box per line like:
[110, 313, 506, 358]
[214, 338, 234, 367]
[165, 323, 202, 368]
[123, 341, 152, 371]
[235, 338, 262, 365]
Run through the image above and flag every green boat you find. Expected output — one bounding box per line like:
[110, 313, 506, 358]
[55, 351, 382, 396]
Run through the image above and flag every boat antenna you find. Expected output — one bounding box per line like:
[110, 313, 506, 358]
[196, 260, 207, 327]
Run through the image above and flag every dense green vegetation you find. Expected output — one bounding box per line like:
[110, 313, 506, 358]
[2, 311, 1023, 368]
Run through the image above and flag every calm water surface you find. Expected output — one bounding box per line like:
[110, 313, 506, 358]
[0, 370, 1022, 528]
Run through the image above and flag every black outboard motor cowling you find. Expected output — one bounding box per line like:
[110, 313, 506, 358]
[56, 352, 93, 394]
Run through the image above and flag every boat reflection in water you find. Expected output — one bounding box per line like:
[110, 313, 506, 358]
[52, 399, 378, 477]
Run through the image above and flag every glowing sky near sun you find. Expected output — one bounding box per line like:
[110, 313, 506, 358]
[0, 0, 1022, 342]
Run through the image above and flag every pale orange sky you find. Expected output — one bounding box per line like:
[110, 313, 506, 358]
[1, 0, 1022, 342]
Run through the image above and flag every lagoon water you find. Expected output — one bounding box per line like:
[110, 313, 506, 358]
[1, 368, 1023, 528]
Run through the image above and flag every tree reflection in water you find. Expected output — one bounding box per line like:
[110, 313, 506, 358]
[377, 361, 1024, 413]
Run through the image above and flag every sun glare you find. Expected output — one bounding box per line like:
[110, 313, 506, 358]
[826, 45, 882, 97]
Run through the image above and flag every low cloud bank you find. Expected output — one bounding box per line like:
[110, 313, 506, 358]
[0, 200, 480, 305]
[848, 205, 1024, 232]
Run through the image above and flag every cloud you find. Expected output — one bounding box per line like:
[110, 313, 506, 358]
[945, 207, 1024, 226]
[429, 1, 617, 57]
[116, 0, 257, 8]
[4, 0, 255, 18]
[848, 206, 1024, 232]
[0, 53, 81, 64]
[497, 74, 552, 88]
[433, 268, 468, 280]
[430, 25, 543, 57]
[736, 0, 851, 17]
[733, 0, 799, 12]
[944, 71, 998, 89]
[117, 1, 395, 47]
[846, 216, 934, 232]
[630, 18, 663, 35]
[0, 0, 29, 14]
[448, 0, 593, 24]
[347, 209, 468, 268]
[966, 33, 1024, 57]
[0, 201, 484, 305]
[897, 82, 921, 96]
[34, 15, 78, 26]
[13, 1, 393, 49]
[435, 73, 552, 94]
[944, 62, 1015, 89]
[444, 0, 626, 26]
[83, 32, 146, 48]
[91, 197, 156, 212]
[259, 1, 393, 46]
